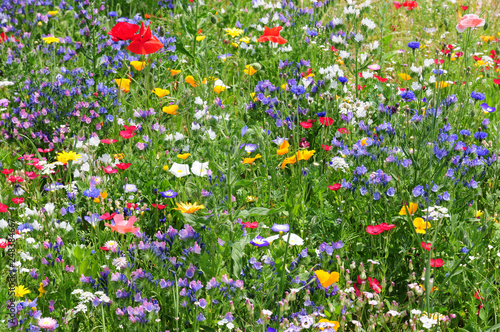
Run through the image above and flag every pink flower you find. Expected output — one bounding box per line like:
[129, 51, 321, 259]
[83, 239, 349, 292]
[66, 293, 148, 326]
[104, 214, 140, 234]
[430, 258, 444, 268]
[38, 317, 59, 331]
[366, 225, 384, 235]
[456, 14, 485, 33]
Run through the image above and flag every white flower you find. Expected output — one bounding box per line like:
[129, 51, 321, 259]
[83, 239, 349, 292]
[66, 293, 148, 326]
[424, 59, 435, 67]
[226, 322, 234, 330]
[0, 219, 8, 229]
[283, 233, 304, 246]
[44, 203, 55, 215]
[113, 257, 128, 270]
[191, 122, 201, 130]
[367, 259, 380, 265]
[170, 163, 191, 178]
[354, 33, 364, 42]
[264, 234, 281, 243]
[361, 18, 376, 29]
[368, 300, 378, 305]
[339, 51, 350, 59]
[351, 320, 362, 327]
[261, 309, 272, 316]
[387, 310, 400, 316]
[363, 292, 374, 299]
[174, 132, 185, 141]
[191, 161, 209, 177]
[88, 136, 100, 147]
[411, 82, 422, 91]
[217, 319, 229, 326]
[98, 154, 111, 164]
[194, 97, 204, 105]
[411, 309, 422, 315]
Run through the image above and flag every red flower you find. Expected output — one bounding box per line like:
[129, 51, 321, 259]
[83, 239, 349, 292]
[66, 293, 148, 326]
[493, 76, 500, 85]
[328, 183, 341, 191]
[393, 1, 402, 9]
[0, 239, 11, 249]
[7, 176, 24, 183]
[430, 258, 444, 267]
[322, 145, 332, 151]
[100, 246, 110, 251]
[330, 46, 338, 52]
[301, 68, 313, 77]
[300, 120, 314, 129]
[319, 117, 334, 126]
[25, 172, 39, 180]
[0, 204, 8, 212]
[124, 125, 138, 131]
[100, 212, 117, 220]
[12, 197, 24, 204]
[108, 22, 139, 42]
[337, 128, 349, 135]
[37, 148, 53, 153]
[366, 225, 384, 235]
[127, 203, 138, 209]
[152, 204, 168, 210]
[127, 23, 164, 55]
[101, 139, 117, 144]
[379, 223, 395, 231]
[368, 277, 382, 293]
[243, 221, 259, 229]
[101, 166, 118, 174]
[461, 5, 468, 10]
[120, 129, 136, 139]
[421, 242, 434, 251]
[1, 169, 13, 175]
[402, 1, 417, 9]
[257, 26, 288, 45]
[474, 290, 484, 300]
[373, 75, 388, 83]
[116, 163, 131, 170]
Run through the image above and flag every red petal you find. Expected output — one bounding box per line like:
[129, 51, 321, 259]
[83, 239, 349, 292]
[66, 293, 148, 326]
[319, 117, 334, 126]
[127, 36, 164, 55]
[108, 22, 139, 41]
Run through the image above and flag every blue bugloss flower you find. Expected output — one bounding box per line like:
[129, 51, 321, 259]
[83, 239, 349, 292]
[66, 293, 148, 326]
[338, 76, 348, 84]
[470, 92, 485, 101]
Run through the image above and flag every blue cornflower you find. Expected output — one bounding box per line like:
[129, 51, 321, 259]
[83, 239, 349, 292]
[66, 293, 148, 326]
[432, 69, 444, 75]
[400, 90, 416, 101]
[460, 129, 471, 136]
[108, 11, 118, 17]
[83, 188, 101, 199]
[407, 41, 420, 49]
[338, 77, 348, 84]
[470, 92, 485, 101]
[473, 131, 488, 140]
[460, 247, 469, 253]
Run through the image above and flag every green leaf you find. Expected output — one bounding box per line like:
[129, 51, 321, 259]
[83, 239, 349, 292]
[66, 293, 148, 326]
[200, 326, 217, 332]
[182, 213, 211, 225]
[231, 236, 249, 277]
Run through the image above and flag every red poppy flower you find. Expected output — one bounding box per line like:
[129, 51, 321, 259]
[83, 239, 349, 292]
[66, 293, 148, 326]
[101, 166, 118, 174]
[434, 59, 445, 65]
[322, 145, 332, 151]
[25, 172, 39, 180]
[393, 1, 402, 9]
[300, 121, 314, 129]
[319, 117, 334, 126]
[366, 225, 384, 235]
[328, 183, 341, 191]
[474, 290, 484, 300]
[127, 203, 138, 209]
[257, 26, 288, 45]
[0, 240, 11, 249]
[37, 148, 53, 153]
[330, 46, 338, 52]
[0, 203, 8, 212]
[420, 242, 434, 251]
[108, 22, 140, 42]
[12, 197, 24, 204]
[373, 75, 388, 83]
[116, 163, 131, 170]
[430, 258, 444, 267]
[1, 169, 13, 175]
[461, 5, 468, 10]
[7, 176, 24, 183]
[100, 246, 110, 251]
[493, 76, 500, 85]
[100, 212, 117, 220]
[127, 23, 164, 55]
[402, 1, 417, 9]
[243, 221, 259, 229]
[152, 204, 168, 210]
[101, 139, 117, 144]
[379, 223, 395, 231]
[124, 125, 138, 131]
[120, 129, 136, 139]
[337, 127, 349, 134]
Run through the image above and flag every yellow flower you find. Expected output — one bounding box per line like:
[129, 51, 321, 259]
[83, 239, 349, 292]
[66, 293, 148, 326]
[115, 78, 131, 93]
[177, 153, 191, 160]
[163, 105, 179, 115]
[42, 37, 60, 44]
[436, 81, 449, 89]
[162, 165, 169, 171]
[281, 84, 288, 91]
[224, 28, 244, 38]
[243, 154, 262, 164]
[399, 202, 418, 215]
[398, 73, 412, 81]
[239, 36, 251, 44]
[48, 11, 58, 16]
[231, 42, 239, 48]
[475, 210, 483, 218]
[170, 69, 181, 76]
[314, 270, 340, 288]
[56, 151, 82, 164]
[317, 319, 340, 331]
[413, 217, 431, 234]
[152, 88, 170, 97]
[360, 138, 368, 146]
[281, 155, 297, 169]
[94, 191, 108, 203]
[277, 140, 289, 155]
[213, 85, 226, 94]
[38, 283, 46, 297]
[246, 196, 257, 203]
[130, 61, 147, 71]
[174, 202, 205, 214]
[14, 285, 31, 297]
[296, 150, 315, 161]
[114, 153, 125, 160]
[185, 75, 197, 87]
[244, 65, 258, 76]
[196, 35, 206, 41]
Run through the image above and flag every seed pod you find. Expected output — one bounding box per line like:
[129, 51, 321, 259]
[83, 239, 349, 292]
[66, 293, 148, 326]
[158, 26, 165, 37]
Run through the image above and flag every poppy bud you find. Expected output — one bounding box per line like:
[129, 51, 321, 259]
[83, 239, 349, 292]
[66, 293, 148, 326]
[158, 26, 165, 37]
[483, 22, 488, 30]
[249, 62, 262, 70]
[209, 14, 217, 24]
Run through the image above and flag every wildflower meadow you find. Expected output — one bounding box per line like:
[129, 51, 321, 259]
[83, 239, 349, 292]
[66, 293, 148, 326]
[1, 0, 500, 330]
